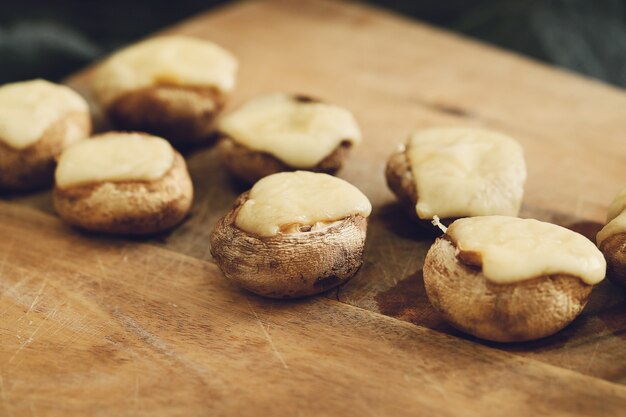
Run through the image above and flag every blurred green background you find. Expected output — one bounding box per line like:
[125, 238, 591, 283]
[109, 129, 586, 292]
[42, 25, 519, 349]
[1, 0, 625, 87]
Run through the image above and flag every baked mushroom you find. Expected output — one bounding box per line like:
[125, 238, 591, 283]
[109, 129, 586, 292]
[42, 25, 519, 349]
[216, 93, 361, 183]
[91, 35, 237, 147]
[385, 127, 526, 231]
[54, 132, 193, 235]
[0, 79, 91, 191]
[210, 171, 371, 298]
[597, 186, 626, 287]
[423, 216, 606, 342]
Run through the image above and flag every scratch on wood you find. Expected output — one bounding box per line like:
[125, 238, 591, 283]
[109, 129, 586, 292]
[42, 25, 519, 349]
[135, 375, 139, 402]
[114, 311, 215, 383]
[586, 343, 599, 372]
[0, 270, 30, 303]
[95, 255, 108, 291]
[117, 312, 180, 357]
[379, 264, 396, 289]
[246, 298, 290, 370]
[134, 375, 146, 416]
[26, 276, 47, 316]
[0, 275, 32, 318]
[158, 257, 185, 280]
[113, 244, 131, 265]
[386, 237, 400, 285]
[29, 401, 38, 417]
[8, 308, 55, 364]
[0, 374, 10, 417]
[0, 240, 15, 278]
[49, 312, 82, 338]
[419, 368, 450, 399]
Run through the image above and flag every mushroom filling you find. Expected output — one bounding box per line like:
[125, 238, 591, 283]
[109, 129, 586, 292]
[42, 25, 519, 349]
[278, 219, 344, 234]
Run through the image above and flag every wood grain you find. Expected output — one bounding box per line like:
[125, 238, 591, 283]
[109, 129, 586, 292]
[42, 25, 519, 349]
[2, 0, 626, 413]
[1, 202, 626, 416]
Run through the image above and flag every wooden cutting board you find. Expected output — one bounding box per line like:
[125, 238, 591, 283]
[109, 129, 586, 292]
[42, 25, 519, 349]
[2, 0, 626, 415]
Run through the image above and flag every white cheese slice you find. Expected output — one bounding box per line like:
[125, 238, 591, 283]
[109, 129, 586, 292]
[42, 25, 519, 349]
[406, 127, 526, 219]
[92, 35, 238, 106]
[235, 171, 371, 237]
[56, 133, 174, 189]
[447, 216, 606, 285]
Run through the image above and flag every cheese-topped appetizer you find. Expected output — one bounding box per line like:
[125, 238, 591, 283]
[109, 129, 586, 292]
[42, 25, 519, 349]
[423, 216, 606, 342]
[210, 171, 371, 298]
[386, 127, 526, 230]
[217, 93, 361, 182]
[54, 132, 193, 234]
[597, 186, 626, 287]
[0, 79, 91, 191]
[91, 36, 237, 147]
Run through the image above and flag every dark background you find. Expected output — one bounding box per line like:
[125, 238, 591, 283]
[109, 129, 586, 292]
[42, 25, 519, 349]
[1, 0, 625, 87]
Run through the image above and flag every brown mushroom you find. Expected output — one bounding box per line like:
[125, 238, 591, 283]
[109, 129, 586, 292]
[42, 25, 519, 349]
[107, 85, 225, 147]
[599, 233, 626, 287]
[596, 186, 626, 287]
[0, 80, 91, 191]
[384, 144, 438, 232]
[54, 132, 193, 235]
[210, 171, 371, 298]
[423, 216, 605, 342]
[216, 136, 352, 184]
[216, 93, 361, 183]
[90, 36, 237, 148]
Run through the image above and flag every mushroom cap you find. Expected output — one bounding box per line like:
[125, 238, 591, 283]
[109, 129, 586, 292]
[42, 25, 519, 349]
[210, 192, 367, 298]
[106, 85, 225, 148]
[384, 147, 456, 234]
[423, 237, 593, 342]
[599, 232, 626, 287]
[0, 112, 91, 191]
[216, 136, 352, 184]
[385, 146, 417, 212]
[53, 150, 193, 235]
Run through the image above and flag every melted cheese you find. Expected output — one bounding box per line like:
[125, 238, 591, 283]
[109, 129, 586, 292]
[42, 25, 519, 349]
[447, 216, 606, 285]
[56, 134, 174, 189]
[235, 171, 371, 237]
[218, 93, 361, 168]
[597, 186, 626, 245]
[92, 35, 238, 106]
[0, 79, 88, 150]
[406, 127, 526, 219]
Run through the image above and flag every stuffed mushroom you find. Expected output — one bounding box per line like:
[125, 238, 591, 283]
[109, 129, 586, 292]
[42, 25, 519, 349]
[423, 216, 606, 342]
[210, 171, 371, 298]
[91, 35, 237, 147]
[0, 79, 91, 191]
[216, 93, 361, 183]
[597, 186, 626, 287]
[54, 132, 193, 234]
[386, 127, 526, 232]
